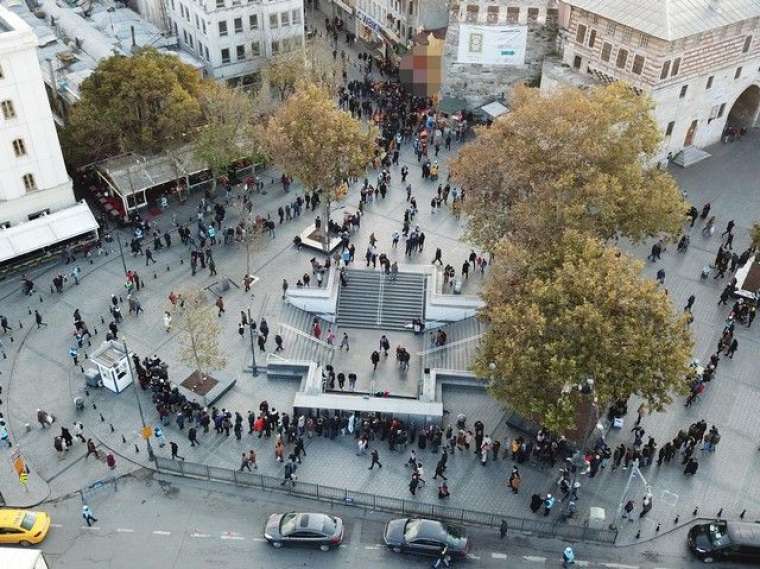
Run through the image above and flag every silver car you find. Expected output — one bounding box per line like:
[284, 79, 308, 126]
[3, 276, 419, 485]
[264, 512, 344, 551]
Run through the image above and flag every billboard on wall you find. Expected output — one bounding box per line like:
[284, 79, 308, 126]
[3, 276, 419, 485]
[456, 24, 528, 66]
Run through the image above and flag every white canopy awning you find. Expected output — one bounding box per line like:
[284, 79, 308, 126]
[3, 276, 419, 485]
[0, 202, 99, 264]
[480, 101, 509, 119]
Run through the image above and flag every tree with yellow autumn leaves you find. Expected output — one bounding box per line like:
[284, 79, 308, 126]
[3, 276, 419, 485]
[453, 83, 693, 434]
[262, 82, 377, 251]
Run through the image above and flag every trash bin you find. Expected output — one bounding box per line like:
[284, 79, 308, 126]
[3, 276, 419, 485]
[74, 397, 84, 411]
[84, 368, 101, 388]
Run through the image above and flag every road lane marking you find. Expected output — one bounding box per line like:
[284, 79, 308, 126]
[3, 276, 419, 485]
[491, 552, 507, 559]
[152, 530, 171, 535]
[80, 526, 101, 530]
[251, 537, 267, 542]
[576, 562, 590, 567]
[601, 564, 639, 569]
[51, 523, 63, 528]
[191, 533, 210, 538]
[221, 535, 245, 540]
[116, 528, 135, 533]
[467, 554, 481, 560]
[364, 545, 383, 550]
[523, 555, 547, 563]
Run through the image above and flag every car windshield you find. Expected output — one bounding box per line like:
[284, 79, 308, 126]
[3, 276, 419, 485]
[321, 517, 337, 535]
[444, 525, 467, 548]
[279, 513, 299, 536]
[708, 524, 731, 548]
[404, 519, 424, 541]
[19, 512, 37, 531]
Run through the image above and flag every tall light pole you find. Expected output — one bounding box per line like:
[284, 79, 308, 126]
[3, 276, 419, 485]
[123, 339, 155, 462]
[247, 307, 258, 376]
[116, 234, 129, 277]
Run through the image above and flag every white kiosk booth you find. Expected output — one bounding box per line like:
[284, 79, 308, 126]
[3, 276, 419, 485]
[89, 341, 134, 393]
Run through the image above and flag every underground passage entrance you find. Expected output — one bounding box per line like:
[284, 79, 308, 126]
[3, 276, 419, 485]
[726, 84, 760, 130]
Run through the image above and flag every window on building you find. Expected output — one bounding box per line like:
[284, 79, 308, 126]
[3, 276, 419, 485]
[170, 0, 175, 10]
[234, 17, 242, 33]
[465, 5, 479, 23]
[632, 54, 645, 75]
[188, 35, 194, 48]
[408, 0, 414, 15]
[601, 42, 612, 62]
[576, 23, 587, 44]
[718, 103, 726, 117]
[216, 0, 224, 7]
[588, 29, 597, 48]
[195, 14, 199, 28]
[622, 28, 632, 43]
[546, 8, 558, 24]
[573, 55, 582, 69]
[271, 39, 280, 54]
[232, 0, 240, 5]
[237, 45, 245, 60]
[205, 46, 209, 60]
[198, 41, 204, 59]
[183, 29, 188, 43]
[660, 60, 670, 79]
[292, 9, 301, 24]
[616, 48, 628, 69]
[249, 14, 258, 29]
[706, 75, 714, 89]
[735, 66, 743, 79]
[202, 20, 206, 34]
[486, 6, 499, 24]
[1, 100, 15, 119]
[665, 121, 675, 137]
[22, 173, 36, 191]
[269, 13, 278, 28]
[679, 84, 688, 98]
[221, 48, 230, 63]
[527, 8, 539, 22]
[218, 20, 228, 36]
[506, 7, 519, 24]
[743, 35, 753, 53]
[639, 33, 648, 48]
[606, 21, 616, 36]
[251, 41, 261, 56]
[281, 11, 289, 26]
[12, 138, 26, 157]
[671, 57, 681, 77]
[592, 14, 598, 24]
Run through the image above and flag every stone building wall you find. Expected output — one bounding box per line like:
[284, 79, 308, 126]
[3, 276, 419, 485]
[441, 0, 558, 108]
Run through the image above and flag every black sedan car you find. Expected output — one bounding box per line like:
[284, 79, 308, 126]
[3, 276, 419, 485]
[688, 521, 760, 563]
[383, 518, 469, 558]
[264, 512, 344, 551]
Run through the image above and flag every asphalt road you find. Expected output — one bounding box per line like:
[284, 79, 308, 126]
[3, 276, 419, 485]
[2, 471, 737, 569]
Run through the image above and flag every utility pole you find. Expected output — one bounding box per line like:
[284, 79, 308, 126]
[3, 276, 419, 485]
[116, 234, 128, 277]
[247, 307, 258, 376]
[123, 339, 155, 462]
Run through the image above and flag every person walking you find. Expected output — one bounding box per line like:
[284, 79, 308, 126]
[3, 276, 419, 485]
[188, 427, 199, 447]
[369, 448, 382, 469]
[240, 452, 252, 471]
[562, 546, 575, 568]
[409, 473, 419, 495]
[726, 337, 739, 358]
[543, 494, 556, 516]
[34, 310, 48, 328]
[370, 350, 380, 371]
[82, 505, 98, 526]
[85, 438, 98, 459]
[508, 466, 521, 494]
[163, 311, 172, 332]
[622, 500, 635, 521]
[281, 279, 288, 299]
[685, 294, 696, 312]
[639, 493, 653, 518]
[339, 332, 350, 351]
[145, 248, 156, 266]
[170, 441, 184, 460]
[215, 296, 225, 317]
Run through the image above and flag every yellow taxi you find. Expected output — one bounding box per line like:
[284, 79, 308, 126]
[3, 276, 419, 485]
[0, 509, 51, 545]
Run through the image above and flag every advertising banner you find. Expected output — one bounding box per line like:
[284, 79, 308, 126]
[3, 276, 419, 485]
[456, 24, 528, 66]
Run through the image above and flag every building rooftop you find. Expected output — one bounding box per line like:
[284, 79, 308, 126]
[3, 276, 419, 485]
[566, 0, 760, 41]
[5, 0, 203, 103]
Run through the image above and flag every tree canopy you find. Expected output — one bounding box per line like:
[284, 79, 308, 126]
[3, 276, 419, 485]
[194, 83, 258, 192]
[262, 81, 376, 200]
[171, 289, 227, 376]
[63, 48, 208, 167]
[474, 231, 693, 434]
[262, 39, 341, 102]
[451, 83, 687, 251]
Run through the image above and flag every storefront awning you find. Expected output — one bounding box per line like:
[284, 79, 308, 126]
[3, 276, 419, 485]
[0, 202, 99, 264]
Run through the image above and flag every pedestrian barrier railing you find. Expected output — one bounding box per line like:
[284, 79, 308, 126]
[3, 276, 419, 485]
[154, 457, 618, 544]
[80, 475, 118, 503]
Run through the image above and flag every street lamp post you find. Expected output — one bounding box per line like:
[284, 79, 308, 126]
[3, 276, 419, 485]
[247, 308, 258, 376]
[123, 339, 155, 462]
[116, 234, 129, 277]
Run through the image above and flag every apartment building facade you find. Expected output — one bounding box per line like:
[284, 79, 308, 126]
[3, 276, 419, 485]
[555, 0, 760, 161]
[167, 0, 306, 85]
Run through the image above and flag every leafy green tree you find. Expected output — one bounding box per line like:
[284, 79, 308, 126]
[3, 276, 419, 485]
[194, 83, 257, 194]
[451, 83, 687, 251]
[63, 48, 207, 167]
[171, 289, 227, 376]
[474, 231, 694, 434]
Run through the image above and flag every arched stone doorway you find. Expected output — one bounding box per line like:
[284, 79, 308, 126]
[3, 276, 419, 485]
[726, 85, 760, 129]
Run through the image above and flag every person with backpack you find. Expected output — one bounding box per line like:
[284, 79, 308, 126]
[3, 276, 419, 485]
[282, 458, 297, 487]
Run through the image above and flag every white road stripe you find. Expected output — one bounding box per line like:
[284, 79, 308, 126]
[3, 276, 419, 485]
[51, 523, 63, 528]
[601, 564, 639, 569]
[220, 535, 245, 540]
[491, 552, 508, 559]
[152, 530, 171, 536]
[116, 528, 135, 533]
[576, 561, 590, 567]
[467, 554, 481, 560]
[365, 545, 383, 550]
[191, 533, 210, 538]
[80, 526, 101, 530]
[523, 555, 547, 563]
[251, 537, 267, 542]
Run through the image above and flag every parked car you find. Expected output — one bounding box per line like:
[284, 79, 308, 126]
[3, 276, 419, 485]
[263, 512, 343, 551]
[688, 521, 760, 563]
[383, 517, 469, 559]
[0, 509, 51, 546]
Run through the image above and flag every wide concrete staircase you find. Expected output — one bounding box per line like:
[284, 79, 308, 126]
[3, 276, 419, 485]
[421, 316, 485, 372]
[336, 269, 426, 331]
[276, 303, 335, 365]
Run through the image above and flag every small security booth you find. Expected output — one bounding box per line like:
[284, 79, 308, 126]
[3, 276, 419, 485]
[88, 341, 133, 393]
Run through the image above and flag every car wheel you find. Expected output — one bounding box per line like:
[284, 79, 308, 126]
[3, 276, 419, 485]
[19, 540, 31, 547]
[271, 541, 283, 549]
[392, 546, 401, 553]
[702, 557, 714, 564]
[320, 544, 331, 552]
